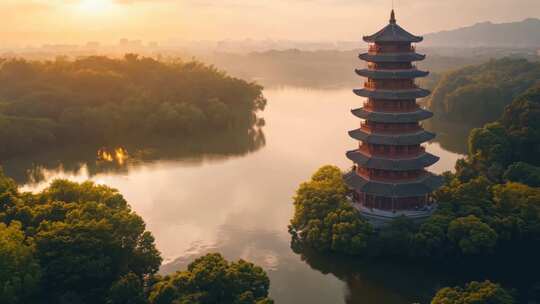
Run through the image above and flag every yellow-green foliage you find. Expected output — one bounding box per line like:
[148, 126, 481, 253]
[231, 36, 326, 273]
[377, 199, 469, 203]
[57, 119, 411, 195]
[289, 165, 373, 255]
[148, 253, 272, 304]
[431, 281, 515, 304]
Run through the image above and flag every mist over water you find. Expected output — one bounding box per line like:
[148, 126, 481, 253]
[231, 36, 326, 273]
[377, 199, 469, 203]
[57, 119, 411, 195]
[3, 87, 466, 303]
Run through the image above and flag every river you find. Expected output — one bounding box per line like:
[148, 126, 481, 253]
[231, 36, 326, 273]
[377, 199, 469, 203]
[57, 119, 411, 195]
[2, 87, 467, 303]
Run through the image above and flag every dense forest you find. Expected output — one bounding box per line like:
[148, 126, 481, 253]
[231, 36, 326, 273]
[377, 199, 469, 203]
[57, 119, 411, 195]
[427, 58, 540, 126]
[289, 84, 540, 301]
[0, 171, 273, 304]
[0, 55, 266, 158]
[430, 281, 516, 304]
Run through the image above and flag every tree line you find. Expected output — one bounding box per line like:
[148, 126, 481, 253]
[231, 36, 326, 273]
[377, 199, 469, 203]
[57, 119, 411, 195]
[0, 55, 266, 158]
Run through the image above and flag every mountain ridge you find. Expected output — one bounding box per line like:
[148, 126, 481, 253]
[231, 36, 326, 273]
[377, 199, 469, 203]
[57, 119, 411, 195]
[423, 18, 540, 48]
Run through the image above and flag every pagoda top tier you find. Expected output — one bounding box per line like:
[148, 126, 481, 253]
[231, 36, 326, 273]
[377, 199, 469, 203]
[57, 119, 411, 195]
[363, 10, 423, 43]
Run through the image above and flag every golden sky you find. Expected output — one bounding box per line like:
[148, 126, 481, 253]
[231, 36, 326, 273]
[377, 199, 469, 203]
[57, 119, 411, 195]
[1, 0, 539, 45]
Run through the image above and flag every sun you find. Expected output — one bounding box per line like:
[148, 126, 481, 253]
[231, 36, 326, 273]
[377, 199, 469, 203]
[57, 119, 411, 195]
[78, 0, 114, 14]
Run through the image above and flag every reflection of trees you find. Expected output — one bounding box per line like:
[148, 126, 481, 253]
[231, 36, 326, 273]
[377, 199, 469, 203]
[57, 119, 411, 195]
[292, 246, 444, 304]
[1, 127, 265, 184]
[293, 243, 539, 304]
[424, 118, 474, 155]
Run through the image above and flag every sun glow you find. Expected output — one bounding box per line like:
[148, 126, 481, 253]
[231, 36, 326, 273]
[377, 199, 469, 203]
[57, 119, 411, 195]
[78, 0, 114, 14]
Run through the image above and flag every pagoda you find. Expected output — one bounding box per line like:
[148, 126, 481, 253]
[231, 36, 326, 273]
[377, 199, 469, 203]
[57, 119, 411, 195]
[344, 10, 443, 223]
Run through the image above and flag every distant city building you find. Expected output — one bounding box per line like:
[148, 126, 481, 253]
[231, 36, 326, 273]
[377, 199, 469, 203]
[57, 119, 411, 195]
[344, 10, 443, 224]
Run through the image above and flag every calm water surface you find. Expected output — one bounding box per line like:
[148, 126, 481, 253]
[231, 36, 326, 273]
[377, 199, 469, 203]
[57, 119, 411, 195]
[3, 88, 466, 304]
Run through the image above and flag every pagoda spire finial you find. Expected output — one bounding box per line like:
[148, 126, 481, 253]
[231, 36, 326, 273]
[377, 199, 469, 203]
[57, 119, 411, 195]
[390, 9, 396, 24]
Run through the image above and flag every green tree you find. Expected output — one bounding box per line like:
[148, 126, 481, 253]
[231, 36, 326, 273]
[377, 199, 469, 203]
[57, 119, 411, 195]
[503, 162, 540, 187]
[0, 178, 162, 303]
[107, 272, 147, 304]
[289, 165, 373, 255]
[148, 253, 272, 304]
[431, 281, 515, 304]
[447, 215, 498, 255]
[0, 221, 41, 304]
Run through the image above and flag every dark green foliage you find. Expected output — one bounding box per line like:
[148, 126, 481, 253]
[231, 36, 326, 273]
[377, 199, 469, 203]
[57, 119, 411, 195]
[501, 84, 540, 166]
[447, 215, 498, 255]
[148, 253, 272, 304]
[0, 170, 162, 303]
[289, 165, 373, 255]
[460, 84, 540, 185]
[0, 55, 266, 158]
[504, 162, 540, 187]
[107, 273, 148, 304]
[431, 281, 515, 304]
[428, 58, 540, 126]
[0, 221, 41, 304]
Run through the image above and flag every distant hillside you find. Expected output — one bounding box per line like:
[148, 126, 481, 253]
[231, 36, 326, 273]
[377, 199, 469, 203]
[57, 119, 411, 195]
[427, 58, 540, 126]
[424, 18, 540, 48]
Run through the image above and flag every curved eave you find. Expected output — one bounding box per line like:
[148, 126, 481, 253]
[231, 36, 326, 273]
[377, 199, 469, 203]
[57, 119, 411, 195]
[346, 150, 440, 171]
[359, 52, 426, 63]
[356, 68, 429, 79]
[348, 129, 436, 145]
[363, 23, 423, 43]
[351, 108, 433, 123]
[353, 88, 431, 100]
[344, 171, 444, 198]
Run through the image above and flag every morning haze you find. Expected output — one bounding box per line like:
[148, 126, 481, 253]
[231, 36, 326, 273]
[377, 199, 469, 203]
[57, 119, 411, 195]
[1, 0, 539, 45]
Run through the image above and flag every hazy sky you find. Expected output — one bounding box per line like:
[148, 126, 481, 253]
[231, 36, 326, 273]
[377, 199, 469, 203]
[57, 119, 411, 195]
[1, 0, 539, 45]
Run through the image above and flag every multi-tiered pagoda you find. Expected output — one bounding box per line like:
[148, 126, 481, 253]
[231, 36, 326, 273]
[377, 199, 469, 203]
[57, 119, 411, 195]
[344, 10, 443, 223]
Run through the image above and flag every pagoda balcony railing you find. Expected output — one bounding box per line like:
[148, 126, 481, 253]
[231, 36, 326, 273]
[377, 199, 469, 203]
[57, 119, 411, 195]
[360, 123, 422, 134]
[356, 169, 427, 182]
[364, 81, 418, 90]
[368, 45, 415, 54]
[354, 204, 435, 216]
[363, 103, 420, 112]
[358, 145, 426, 158]
[367, 63, 417, 70]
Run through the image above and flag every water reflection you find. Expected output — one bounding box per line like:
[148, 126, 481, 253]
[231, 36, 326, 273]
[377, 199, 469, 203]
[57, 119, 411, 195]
[1, 127, 265, 185]
[424, 119, 476, 155]
[294, 248, 445, 304]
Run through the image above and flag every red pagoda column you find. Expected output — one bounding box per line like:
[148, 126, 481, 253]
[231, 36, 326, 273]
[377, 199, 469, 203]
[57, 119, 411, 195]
[344, 10, 443, 223]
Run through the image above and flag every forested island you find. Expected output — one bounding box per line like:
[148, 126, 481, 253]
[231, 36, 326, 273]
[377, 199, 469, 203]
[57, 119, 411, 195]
[0, 55, 266, 158]
[289, 84, 540, 301]
[0, 171, 273, 304]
